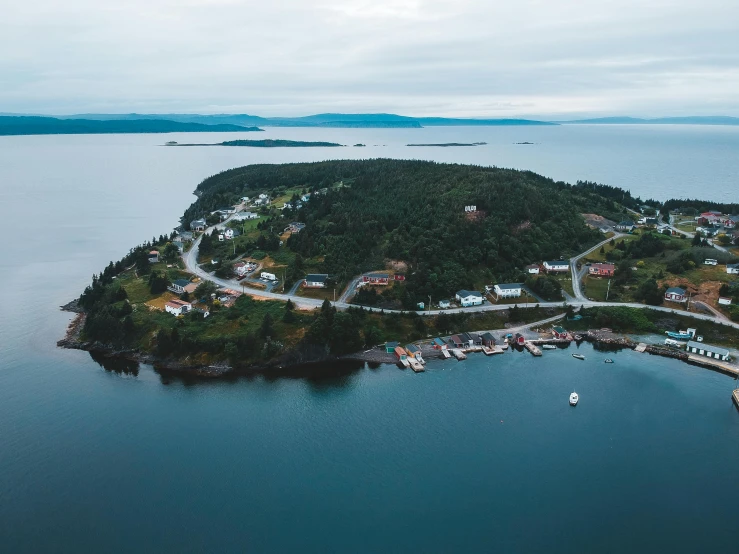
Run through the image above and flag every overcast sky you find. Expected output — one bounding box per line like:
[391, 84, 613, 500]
[1, 0, 737, 117]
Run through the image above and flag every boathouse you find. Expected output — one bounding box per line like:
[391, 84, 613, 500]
[385, 341, 399, 353]
[394, 346, 407, 362]
[686, 340, 730, 361]
[552, 326, 568, 339]
[405, 344, 422, 358]
[480, 332, 496, 347]
[432, 338, 447, 350]
[514, 333, 525, 346]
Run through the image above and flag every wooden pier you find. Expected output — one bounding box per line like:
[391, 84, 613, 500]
[409, 358, 425, 372]
[441, 349, 451, 359]
[451, 349, 467, 360]
[687, 355, 739, 377]
[482, 345, 505, 355]
[634, 343, 647, 353]
[398, 358, 410, 368]
[733, 389, 739, 411]
[524, 342, 542, 356]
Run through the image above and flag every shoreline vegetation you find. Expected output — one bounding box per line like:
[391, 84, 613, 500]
[165, 139, 344, 147]
[59, 159, 739, 378]
[406, 142, 487, 147]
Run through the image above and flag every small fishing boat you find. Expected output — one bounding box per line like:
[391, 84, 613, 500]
[569, 392, 579, 406]
[604, 358, 614, 364]
[572, 353, 585, 360]
[542, 344, 557, 350]
[573, 335, 583, 341]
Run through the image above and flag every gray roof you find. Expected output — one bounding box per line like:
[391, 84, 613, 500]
[173, 279, 191, 287]
[457, 289, 483, 298]
[686, 341, 729, 357]
[666, 287, 686, 295]
[545, 260, 568, 266]
[495, 283, 521, 290]
[727, 263, 739, 269]
[305, 274, 328, 282]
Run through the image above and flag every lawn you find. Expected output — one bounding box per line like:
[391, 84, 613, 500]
[583, 275, 612, 301]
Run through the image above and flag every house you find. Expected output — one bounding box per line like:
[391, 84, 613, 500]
[455, 290, 484, 307]
[467, 333, 483, 346]
[464, 205, 477, 213]
[385, 341, 399, 353]
[665, 286, 687, 303]
[301, 194, 311, 202]
[723, 215, 739, 229]
[588, 263, 615, 277]
[190, 218, 207, 231]
[432, 338, 447, 350]
[285, 222, 306, 234]
[304, 274, 329, 288]
[543, 260, 569, 273]
[258, 193, 269, 200]
[698, 211, 723, 225]
[526, 264, 540, 274]
[493, 283, 522, 299]
[727, 263, 739, 275]
[514, 333, 525, 346]
[552, 326, 568, 339]
[363, 274, 390, 285]
[645, 217, 658, 226]
[438, 300, 451, 309]
[481, 332, 496, 347]
[172, 240, 184, 253]
[405, 344, 422, 358]
[165, 299, 191, 316]
[240, 196, 250, 203]
[393, 274, 405, 281]
[148, 250, 159, 263]
[449, 335, 466, 348]
[704, 259, 718, 266]
[233, 211, 259, 221]
[223, 228, 238, 240]
[394, 346, 407, 362]
[615, 221, 635, 232]
[686, 340, 730, 361]
[234, 262, 249, 277]
[178, 231, 194, 242]
[168, 279, 191, 294]
[718, 297, 732, 306]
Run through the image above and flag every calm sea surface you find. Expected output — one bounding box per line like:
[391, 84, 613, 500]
[1, 125, 739, 552]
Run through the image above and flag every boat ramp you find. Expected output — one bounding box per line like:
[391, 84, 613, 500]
[524, 342, 542, 356]
[451, 349, 467, 360]
[408, 358, 425, 372]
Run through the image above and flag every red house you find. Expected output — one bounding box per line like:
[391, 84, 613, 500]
[514, 333, 525, 346]
[552, 326, 568, 339]
[393, 274, 405, 281]
[588, 263, 615, 277]
[363, 273, 390, 285]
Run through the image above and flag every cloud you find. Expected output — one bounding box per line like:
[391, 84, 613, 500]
[1, 0, 738, 116]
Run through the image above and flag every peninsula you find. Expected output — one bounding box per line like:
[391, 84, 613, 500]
[60, 159, 739, 375]
[166, 139, 343, 147]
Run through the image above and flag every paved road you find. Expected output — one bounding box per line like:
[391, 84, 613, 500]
[570, 233, 624, 301]
[182, 224, 739, 330]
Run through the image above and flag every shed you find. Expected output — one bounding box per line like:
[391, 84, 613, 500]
[686, 340, 730, 361]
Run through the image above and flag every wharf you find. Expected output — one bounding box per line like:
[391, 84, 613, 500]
[530, 338, 571, 346]
[408, 358, 425, 372]
[635, 343, 647, 353]
[441, 349, 452, 359]
[687, 355, 739, 377]
[733, 389, 739, 410]
[451, 349, 467, 360]
[524, 342, 542, 356]
[482, 345, 505, 355]
[398, 358, 410, 369]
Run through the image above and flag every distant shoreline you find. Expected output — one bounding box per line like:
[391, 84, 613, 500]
[165, 139, 344, 148]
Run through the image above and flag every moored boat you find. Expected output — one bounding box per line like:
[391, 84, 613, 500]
[604, 358, 614, 363]
[542, 344, 557, 350]
[569, 392, 579, 406]
[572, 353, 585, 360]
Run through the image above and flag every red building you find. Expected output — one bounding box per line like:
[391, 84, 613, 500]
[588, 263, 615, 277]
[393, 274, 405, 281]
[363, 273, 390, 285]
[514, 333, 525, 346]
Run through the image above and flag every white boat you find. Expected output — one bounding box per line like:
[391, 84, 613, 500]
[569, 392, 579, 406]
[542, 344, 557, 350]
[572, 353, 585, 360]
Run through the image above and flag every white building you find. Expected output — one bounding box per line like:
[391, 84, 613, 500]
[686, 340, 730, 361]
[438, 300, 451, 309]
[718, 297, 732, 306]
[455, 290, 484, 307]
[493, 283, 522, 299]
[464, 205, 477, 213]
[233, 211, 259, 221]
[543, 260, 569, 273]
[727, 263, 739, 275]
[165, 299, 191, 316]
[304, 274, 328, 288]
[261, 272, 277, 281]
[526, 264, 540, 274]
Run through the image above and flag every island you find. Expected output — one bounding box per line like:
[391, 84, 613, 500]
[406, 142, 487, 147]
[59, 159, 739, 377]
[166, 139, 343, 148]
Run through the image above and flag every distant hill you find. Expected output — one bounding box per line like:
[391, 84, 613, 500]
[0, 116, 262, 136]
[417, 117, 556, 126]
[562, 116, 739, 125]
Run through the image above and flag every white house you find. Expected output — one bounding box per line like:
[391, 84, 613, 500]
[148, 250, 159, 263]
[718, 297, 732, 306]
[464, 205, 477, 213]
[168, 279, 191, 294]
[304, 274, 328, 288]
[727, 263, 739, 275]
[526, 264, 540, 274]
[686, 340, 730, 361]
[438, 300, 451, 309]
[543, 260, 569, 273]
[233, 211, 259, 221]
[190, 218, 207, 231]
[223, 229, 235, 240]
[165, 299, 191, 316]
[455, 290, 484, 307]
[493, 283, 522, 299]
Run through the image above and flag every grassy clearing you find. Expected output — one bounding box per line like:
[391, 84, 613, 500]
[583, 276, 611, 302]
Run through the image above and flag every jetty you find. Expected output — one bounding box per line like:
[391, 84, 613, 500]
[398, 358, 410, 369]
[687, 355, 739, 377]
[441, 349, 452, 359]
[409, 358, 425, 372]
[733, 389, 739, 411]
[451, 349, 467, 360]
[634, 343, 647, 353]
[524, 342, 542, 356]
[482, 345, 504, 355]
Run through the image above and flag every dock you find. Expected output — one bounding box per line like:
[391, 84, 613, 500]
[408, 358, 425, 372]
[441, 349, 451, 359]
[733, 390, 739, 411]
[482, 345, 505, 355]
[451, 349, 467, 360]
[635, 343, 647, 353]
[398, 358, 410, 368]
[687, 355, 739, 377]
[524, 342, 542, 356]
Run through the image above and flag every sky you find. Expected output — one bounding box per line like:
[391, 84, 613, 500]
[1, 0, 738, 118]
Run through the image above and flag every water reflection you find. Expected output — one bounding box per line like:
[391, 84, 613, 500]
[89, 351, 139, 376]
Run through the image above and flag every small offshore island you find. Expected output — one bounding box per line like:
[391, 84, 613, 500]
[60, 159, 739, 380]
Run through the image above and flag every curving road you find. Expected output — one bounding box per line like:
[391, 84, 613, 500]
[182, 225, 739, 330]
[570, 233, 624, 301]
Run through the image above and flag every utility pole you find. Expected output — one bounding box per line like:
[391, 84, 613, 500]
[606, 279, 611, 301]
[334, 288, 336, 303]
[428, 295, 431, 312]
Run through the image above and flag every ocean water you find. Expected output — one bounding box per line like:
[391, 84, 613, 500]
[1, 126, 739, 552]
